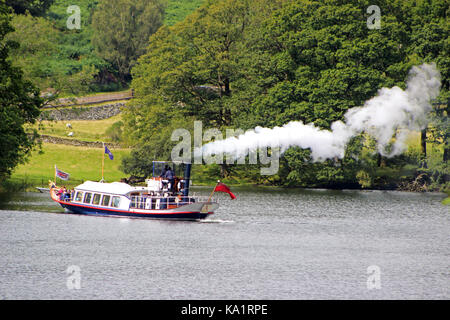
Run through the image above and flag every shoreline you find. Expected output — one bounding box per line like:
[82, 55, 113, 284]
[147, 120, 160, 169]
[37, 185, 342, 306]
[2, 179, 447, 196]
[1, 179, 447, 205]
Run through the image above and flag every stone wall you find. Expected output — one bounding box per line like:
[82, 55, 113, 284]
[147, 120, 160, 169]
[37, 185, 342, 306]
[39, 135, 121, 149]
[43, 90, 133, 108]
[39, 103, 126, 121]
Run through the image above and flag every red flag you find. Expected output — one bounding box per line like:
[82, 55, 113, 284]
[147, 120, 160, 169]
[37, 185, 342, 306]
[214, 182, 236, 199]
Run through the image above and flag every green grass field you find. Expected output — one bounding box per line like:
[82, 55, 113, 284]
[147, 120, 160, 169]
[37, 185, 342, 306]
[9, 143, 130, 189]
[30, 114, 123, 143]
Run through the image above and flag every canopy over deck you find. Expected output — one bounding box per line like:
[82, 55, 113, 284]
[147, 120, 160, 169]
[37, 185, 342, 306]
[75, 181, 136, 196]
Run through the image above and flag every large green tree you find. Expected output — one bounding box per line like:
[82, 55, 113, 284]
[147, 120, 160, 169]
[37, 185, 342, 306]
[250, 0, 411, 129]
[0, 2, 42, 179]
[91, 0, 166, 83]
[122, 0, 281, 176]
[123, 0, 448, 187]
[243, 0, 413, 187]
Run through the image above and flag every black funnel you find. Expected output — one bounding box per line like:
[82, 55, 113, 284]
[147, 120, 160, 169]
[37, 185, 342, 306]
[182, 163, 191, 197]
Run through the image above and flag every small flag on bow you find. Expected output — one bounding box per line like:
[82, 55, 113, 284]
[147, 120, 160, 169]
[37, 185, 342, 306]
[55, 165, 70, 181]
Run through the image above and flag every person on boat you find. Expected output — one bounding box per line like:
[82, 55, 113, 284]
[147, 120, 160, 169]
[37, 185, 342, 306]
[58, 186, 67, 200]
[64, 189, 71, 201]
[164, 167, 175, 192]
[160, 165, 169, 178]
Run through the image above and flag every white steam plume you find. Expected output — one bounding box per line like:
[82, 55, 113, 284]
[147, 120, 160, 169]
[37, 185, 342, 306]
[200, 63, 441, 162]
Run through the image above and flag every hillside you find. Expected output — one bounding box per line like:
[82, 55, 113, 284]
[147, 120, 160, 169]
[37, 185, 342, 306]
[3, 0, 206, 190]
[7, 0, 205, 96]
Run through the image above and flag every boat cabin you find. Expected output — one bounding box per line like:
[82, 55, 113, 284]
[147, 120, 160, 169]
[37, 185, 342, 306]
[70, 161, 194, 211]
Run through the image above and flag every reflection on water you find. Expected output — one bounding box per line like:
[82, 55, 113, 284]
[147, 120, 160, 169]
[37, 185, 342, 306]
[0, 191, 61, 213]
[0, 187, 448, 299]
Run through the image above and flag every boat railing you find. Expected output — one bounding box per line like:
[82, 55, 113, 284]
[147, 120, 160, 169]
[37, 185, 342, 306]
[129, 195, 217, 210]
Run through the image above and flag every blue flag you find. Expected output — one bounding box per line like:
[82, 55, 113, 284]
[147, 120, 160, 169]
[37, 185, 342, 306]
[105, 145, 114, 160]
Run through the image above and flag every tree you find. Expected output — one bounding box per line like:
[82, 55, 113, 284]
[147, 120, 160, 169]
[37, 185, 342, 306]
[250, 0, 411, 130]
[122, 0, 280, 176]
[5, 0, 54, 16]
[6, 12, 100, 103]
[406, 0, 449, 164]
[0, 2, 42, 179]
[123, 0, 448, 188]
[91, 0, 166, 83]
[242, 0, 412, 186]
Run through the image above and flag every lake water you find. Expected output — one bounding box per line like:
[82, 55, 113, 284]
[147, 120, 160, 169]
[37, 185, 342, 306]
[0, 187, 448, 300]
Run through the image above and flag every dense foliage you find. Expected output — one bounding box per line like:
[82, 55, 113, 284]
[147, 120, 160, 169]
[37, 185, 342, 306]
[0, 0, 206, 181]
[5, 0, 54, 16]
[0, 2, 42, 179]
[5, 0, 205, 96]
[164, 0, 204, 26]
[2, 0, 447, 190]
[123, 0, 448, 190]
[92, 0, 166, 83]
[6, 0, 108, 97]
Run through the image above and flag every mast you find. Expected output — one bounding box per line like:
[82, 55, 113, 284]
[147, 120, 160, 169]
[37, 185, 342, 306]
[101, 142, 105, 182]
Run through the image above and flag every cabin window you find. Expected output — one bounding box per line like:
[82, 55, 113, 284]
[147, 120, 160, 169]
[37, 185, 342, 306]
[130, 197, 136, 208]
[92, 193, 101, 205]
[75, 192, 83, 202]
[84, 193, 92, 204]
[101, 195, 111, 206]
[111, 196, 121, 208]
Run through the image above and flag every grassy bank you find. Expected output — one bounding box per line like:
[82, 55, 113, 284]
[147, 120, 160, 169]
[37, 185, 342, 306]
[29, 115, 123, 143]
[5, 143, 130, 191]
